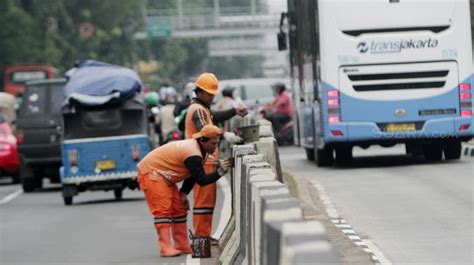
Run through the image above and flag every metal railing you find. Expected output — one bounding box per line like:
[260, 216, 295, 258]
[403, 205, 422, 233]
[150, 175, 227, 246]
[146, 6, 281, 31]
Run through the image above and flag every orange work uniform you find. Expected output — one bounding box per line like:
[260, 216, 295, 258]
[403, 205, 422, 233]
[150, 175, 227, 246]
[137, 139, 203, 229]
[185, 101, 217, 237]
[184, 99, 237, 237]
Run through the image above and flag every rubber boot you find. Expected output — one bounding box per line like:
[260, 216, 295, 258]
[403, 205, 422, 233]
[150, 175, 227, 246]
[158, 227, 181, 257]
[172, 223, 193, 254]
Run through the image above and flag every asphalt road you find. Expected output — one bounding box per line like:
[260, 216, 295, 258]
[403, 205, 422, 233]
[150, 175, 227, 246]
[0, 177, 226, 265]
[280, 145, 474, 265]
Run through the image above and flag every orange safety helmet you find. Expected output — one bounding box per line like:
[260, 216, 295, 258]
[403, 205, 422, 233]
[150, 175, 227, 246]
[195, 73, 219, 95]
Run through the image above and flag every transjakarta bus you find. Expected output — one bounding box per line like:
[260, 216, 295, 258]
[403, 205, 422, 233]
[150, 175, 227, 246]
[3, 64, 58, 97]
[283, 0, 473, 166]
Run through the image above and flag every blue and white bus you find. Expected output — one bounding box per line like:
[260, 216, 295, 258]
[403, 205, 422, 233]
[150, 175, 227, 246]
[281, 0, 473, 166]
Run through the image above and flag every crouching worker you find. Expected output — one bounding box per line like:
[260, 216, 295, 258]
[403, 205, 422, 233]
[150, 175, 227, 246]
[137, 124, 232, 257]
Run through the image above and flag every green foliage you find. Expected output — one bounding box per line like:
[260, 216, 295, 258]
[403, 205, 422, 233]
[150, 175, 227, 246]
[0, 0, 145, 75]
[1, 0, 266, 90]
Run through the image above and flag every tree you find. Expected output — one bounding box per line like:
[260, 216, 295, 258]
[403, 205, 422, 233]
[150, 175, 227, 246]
[0, 0, 145, 76]
[64, 0, 145, 68]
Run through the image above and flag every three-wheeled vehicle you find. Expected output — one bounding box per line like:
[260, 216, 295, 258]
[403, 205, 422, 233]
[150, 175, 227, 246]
[60, 60, 153, 205]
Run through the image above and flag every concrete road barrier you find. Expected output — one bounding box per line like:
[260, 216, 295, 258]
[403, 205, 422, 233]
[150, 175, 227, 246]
[280, 221, 340, 265]
[254, 137, 283, 182]
[263, 205, 303, 265]
[219, 144, 256, 265]
[217, 119, 334, 265]
[249, 181, 286, 265]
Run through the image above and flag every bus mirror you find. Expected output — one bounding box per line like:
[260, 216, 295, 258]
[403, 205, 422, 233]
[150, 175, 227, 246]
[277, 32, 287, 51]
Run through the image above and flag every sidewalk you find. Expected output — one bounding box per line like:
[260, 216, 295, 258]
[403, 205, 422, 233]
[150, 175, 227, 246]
[281, 171, 373, 265]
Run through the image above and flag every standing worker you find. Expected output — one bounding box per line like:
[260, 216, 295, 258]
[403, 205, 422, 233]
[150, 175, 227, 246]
[137, 125, 233, 257]
[185, 73, 248, 242]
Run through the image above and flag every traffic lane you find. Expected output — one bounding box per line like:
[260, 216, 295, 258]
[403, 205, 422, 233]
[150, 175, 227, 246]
[280, 145, 473, 265]
[1, 179, 227, 264]
[0, 188, 188, 264]
[0, 181, 21, 202]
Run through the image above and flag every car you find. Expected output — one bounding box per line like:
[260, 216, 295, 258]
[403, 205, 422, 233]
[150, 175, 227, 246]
[214, 78, 292, 111]
[16, 78, 66, 192]
[0, 113, 20, 183]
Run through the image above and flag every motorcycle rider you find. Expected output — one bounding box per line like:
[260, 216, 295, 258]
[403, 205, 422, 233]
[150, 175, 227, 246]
[266, 82, 293, 134]
[156, 92, 179, 144]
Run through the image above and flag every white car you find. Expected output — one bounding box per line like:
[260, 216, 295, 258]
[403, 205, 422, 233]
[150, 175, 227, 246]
[214, 78, 292, 111]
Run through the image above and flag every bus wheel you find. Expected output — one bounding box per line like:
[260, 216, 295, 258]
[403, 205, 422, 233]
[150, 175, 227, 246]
[63, 196, 73, 206]
[443, 140, 461, 160]
[422, 143, 443, 161]
[114, 188, 123, 200]
[316, 146, 334, 167]
[405, 143, 423, 156]
[335, 146, 353, 166]
[305, 148, 315, 161]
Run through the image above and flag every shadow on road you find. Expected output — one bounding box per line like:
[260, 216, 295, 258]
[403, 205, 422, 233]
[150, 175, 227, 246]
[333, 154, 463, 169]
[278, 146, 465, 169]
[72, 197, 144, 206]
[34, 186, 63, 193]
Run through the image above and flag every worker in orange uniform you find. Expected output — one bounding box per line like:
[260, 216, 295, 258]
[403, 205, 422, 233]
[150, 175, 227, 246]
[184, 72, 248, 242]
[137, 125, 233, 257]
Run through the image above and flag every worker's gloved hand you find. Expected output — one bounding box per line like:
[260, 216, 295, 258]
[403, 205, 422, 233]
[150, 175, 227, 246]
[235, 107, 249, 117]
[224, 132, 243, 144]
[179, 192, 189, 210]
[217, 157, 233, 176]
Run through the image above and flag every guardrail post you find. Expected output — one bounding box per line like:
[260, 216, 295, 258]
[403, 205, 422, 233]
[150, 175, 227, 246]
[249, 181, 287, 265]
[220, 144, 256, 265]
[246, 170, 277, 265]
[254, 137, 282, 182]
[279, 221, 339, 265]
[235, 155, 269, 264]
[262, 196, 302, 265]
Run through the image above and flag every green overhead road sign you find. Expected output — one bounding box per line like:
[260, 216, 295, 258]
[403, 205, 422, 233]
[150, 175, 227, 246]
[147, 17, 172, 38]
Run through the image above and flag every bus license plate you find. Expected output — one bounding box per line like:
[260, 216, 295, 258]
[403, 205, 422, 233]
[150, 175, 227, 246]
[386, 123, 416, 132]
[96, 160, 116, 170]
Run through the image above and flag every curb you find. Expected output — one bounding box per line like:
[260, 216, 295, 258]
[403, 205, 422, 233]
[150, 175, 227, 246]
[282, 170, 375, 265]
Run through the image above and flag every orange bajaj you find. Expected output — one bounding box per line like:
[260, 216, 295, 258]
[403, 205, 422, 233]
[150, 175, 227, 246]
[60, 60, 154, 205]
